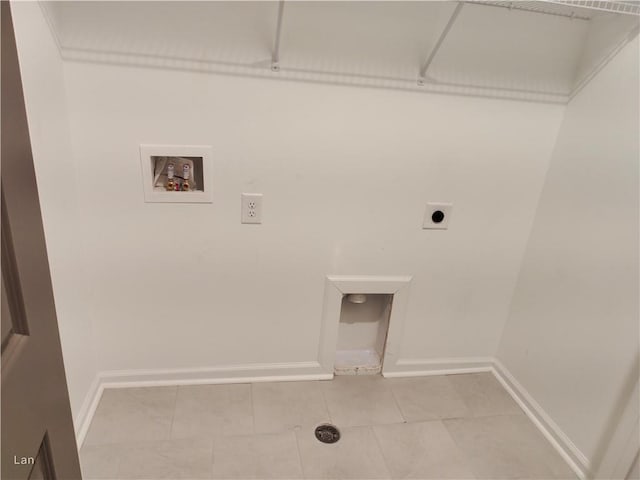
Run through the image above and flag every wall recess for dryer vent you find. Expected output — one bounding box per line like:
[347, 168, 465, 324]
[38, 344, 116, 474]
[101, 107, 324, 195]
[423, 202, 453, 229]
[140, 145, 213, 203]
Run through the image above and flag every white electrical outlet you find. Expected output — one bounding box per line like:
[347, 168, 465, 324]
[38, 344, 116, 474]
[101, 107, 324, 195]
[423, 202, 453, 230]
[241, 193, 263, 224]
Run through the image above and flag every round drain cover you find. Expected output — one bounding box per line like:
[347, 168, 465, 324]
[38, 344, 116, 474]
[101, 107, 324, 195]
[315, 424, 340, 444]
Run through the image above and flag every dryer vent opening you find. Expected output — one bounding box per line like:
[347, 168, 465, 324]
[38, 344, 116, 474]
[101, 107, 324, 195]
[334, 293, 393, 376]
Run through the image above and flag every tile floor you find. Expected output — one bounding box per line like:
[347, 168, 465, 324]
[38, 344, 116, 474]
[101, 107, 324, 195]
[80, 372, 577, 479]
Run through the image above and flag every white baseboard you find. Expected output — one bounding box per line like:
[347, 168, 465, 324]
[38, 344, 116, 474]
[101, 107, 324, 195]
[74, 375, 103, 448]
[75, 361, 330, 447]
[97, 360, 329, 387]
[492, 359, 591, 480]
[383, 356, 494, 377]
[73, 355, 591, 480]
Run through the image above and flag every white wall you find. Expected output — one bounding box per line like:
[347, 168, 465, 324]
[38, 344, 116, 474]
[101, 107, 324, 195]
[61, 58, 564, 374]
[497, 36, 639, 471]
[11, 1, 96, 428]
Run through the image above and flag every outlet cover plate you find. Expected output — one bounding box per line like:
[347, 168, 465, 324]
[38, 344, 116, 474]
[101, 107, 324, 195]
[423, 202, 453, 230]
[241, 193, 263, 224]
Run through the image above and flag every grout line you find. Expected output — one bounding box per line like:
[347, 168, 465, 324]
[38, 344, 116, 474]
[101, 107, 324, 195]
[443, 373, 475, 419]
[250, 383, 256, 435]
[210, 431, 216, 478]
[447, 373, 479, 418]
[370, 425, 394, 479]
[319, 380, 334, 424]
[292, 425, 306, 479]
[167, 385, 179, 441]
[111, 444, 124, 480]
[439, 416, 478, 478]
[386, 380, 408, 423]
[115, 453, 123, 480]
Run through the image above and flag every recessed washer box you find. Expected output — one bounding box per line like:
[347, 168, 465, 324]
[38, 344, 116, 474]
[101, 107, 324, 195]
[140, 144, 213, 203]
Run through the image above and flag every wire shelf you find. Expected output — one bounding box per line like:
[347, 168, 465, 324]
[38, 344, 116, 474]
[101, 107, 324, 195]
[547, 1, 640, 16]
[466, 1, 593, 19]
[40, 0, 640, 105]
[468, 0, 640, 18]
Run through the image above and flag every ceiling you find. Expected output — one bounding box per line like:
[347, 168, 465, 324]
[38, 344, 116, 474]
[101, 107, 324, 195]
[41, 1, 639, 103]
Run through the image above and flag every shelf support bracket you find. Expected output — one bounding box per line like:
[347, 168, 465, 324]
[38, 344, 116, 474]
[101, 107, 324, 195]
[271, 0, 285, 72]
[418, 2, 464, 86]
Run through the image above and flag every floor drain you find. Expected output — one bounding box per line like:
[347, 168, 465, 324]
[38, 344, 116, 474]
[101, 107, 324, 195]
[315, 424, 340, 444]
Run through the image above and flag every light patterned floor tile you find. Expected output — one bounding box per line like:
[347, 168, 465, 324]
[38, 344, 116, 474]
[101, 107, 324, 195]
[211, 431, 303, 479]
[296, 425, 391, 479]
[321, 376, 404, 427]
[373, 421, 476, 479]
[84, 387, 176, 446]
[117, 437, 213, 479]
[448, 373, 523, 417]
[388, 376, 471, 422]
[171, 383, 253, 439]
[253, 380, 331, 434]
[80, 444, 122, 479]
[444, 414, 577, 479]
[79, 374, 576, 480]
